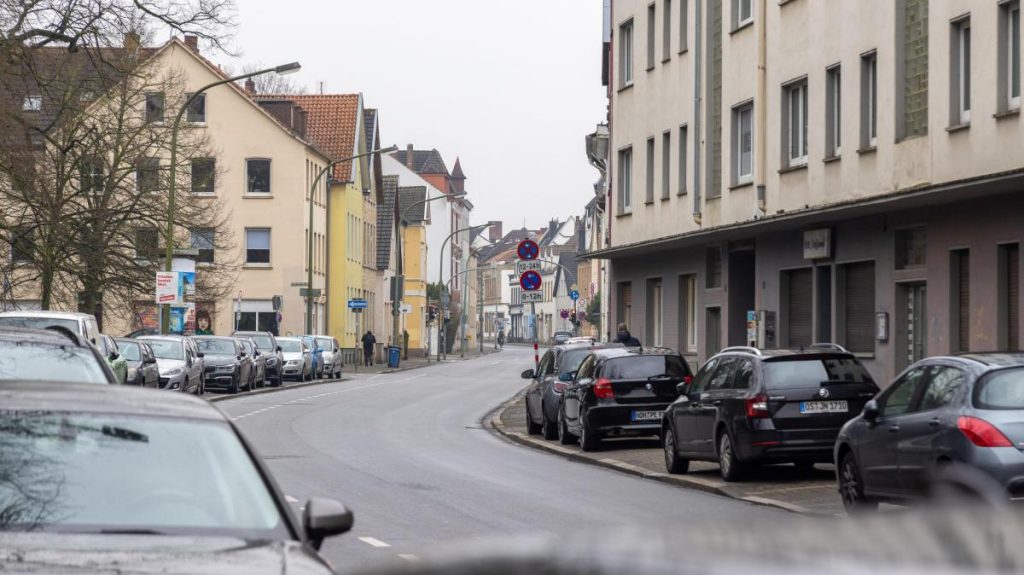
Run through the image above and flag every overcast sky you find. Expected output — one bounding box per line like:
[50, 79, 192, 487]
[226, 0, 607, 230]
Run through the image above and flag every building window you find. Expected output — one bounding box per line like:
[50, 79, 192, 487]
[663, 0, 672, 60]
[678, 125, 688, 194]
[186, 93, 206, 123]
[11, 227, 34, 263]
[895, 227, 927, 269]
[645, 137, 655, 203]
[661, 131, 671, 199]
[191, 228, 215, 264]
[732, 101, 753, 185]
[246, 159, 271, 195]
[861, 51, 878, 148]
[826, 65, 842, 158]
[734, 0, 753, 29]
[679, 0, 688, 52]
[679, 274, 697, 353]
[951, 17, 971, 125]
[783, 79, 809, 168]
[842, 261, 876, 353]
[191, 158, 215, 195]
[618, 146, 633, 213]
[80, 157, 104, 194]
[1001, 1, 1021, 110]
[706, 246, 723, 289]
[619, 19, 634, 87]
[135, 227, 159, 259]
[145, 92, 164, 123]
[898, 0, 929, 139]
[647, 3, 656, 70]
[951, 249, 970, 352]
[647, 278, 664, 347]
[245, 228, 271, 265]
[136, 157, 160, 194]
[22, 96, 42, 112]
[1000, 244, 1020, 351]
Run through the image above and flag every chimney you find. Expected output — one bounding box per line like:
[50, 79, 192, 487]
[244, 79, 256, 94]
[294, 107, 308, 139]
[406, 144, 414, 170]
[488, 221, 503, 243]
[123, 32, 141, 53]
[184, 35, 199, 53]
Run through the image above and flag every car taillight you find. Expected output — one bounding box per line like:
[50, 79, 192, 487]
[683, 375, 693, 386]
[746, 394, 770, 418]
[958, 416, 1013, 447]
[594, 378, 615, 399]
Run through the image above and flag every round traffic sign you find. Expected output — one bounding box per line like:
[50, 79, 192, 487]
[578, 310, 588, 320]
[520, 270, 542, 291]
[517, 239, 539, 261]
[560, 310, 569, 319]
[569, 290, 580, 301]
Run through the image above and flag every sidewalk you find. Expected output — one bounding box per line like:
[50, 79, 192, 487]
[347, 347, 502, 375]
[490, 392, 846, 516]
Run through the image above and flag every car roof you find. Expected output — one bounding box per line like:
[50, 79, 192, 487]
[0, 327, 89, 347]
[953, 352, 1024, 367]
[277, 336, 302, 341]
[0, 310, 92, 320]
[113, 337, 142, 346]
[591, 346, 682, 359]
[193, 335, 236, 341]
[139, 335, 186, 343]
[0, 381, 227, 421]
[711, 346, 856, 362]
[553, 342, 623, 352]
[233, 330, 274, 336]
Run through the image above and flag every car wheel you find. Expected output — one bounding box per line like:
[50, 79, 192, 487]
[557, 407, 575, 445]
[579, 409, 601, 452]
[839, 451, 877, 513]
[275, 373, 283, 387]
[663, 426, 690, 474]
[541, 404, 558, 440]
[525, 401, 542, 435]
[717, 431, 744, 482]
[229, 376, 239, 395]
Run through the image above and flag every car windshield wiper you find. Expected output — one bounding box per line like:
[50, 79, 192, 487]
[99, 528, 167, 535]
[820, 380, 871, 386]
[647, 374, 679, 381]
[100, 425, 149, 443]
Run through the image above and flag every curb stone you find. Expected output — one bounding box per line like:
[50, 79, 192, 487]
[483, 389, 816, 515]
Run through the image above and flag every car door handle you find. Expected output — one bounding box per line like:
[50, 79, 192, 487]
[888, 424, 900, 433]
[928, 418, 941, 428]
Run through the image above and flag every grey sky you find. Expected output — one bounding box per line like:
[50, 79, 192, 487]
[227, 0, 607, 230]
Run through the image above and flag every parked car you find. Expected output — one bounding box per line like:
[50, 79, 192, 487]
[552, 331, 573, 345]
[0, 310, 100, 345]
[239, 337, 267, 388]
[316, 335, 343, 379]
[114, 338, 160, 388]
[278, 337, 313, 381]
[0, 327, 114, 384]
[195, 336, 252, 394]
[95, 334, 128, 385]
[302, 335, 324, 379]
[568, 336, 597, 344]
[662, 345, 879, 482]
[835, 352, 1024, 511]
[183, 335, 207, 389]
[233, 330, 284, 387]
[124, 327, 159, 338]
[523, 342, 623, 439]
[559, 347, 693, 451]
[0, 381, 353, 573]
[139, 335, 204, 394]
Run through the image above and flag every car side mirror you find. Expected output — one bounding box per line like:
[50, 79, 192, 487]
[334, 347, 340, 353]
[676, 382, 690, 396]
[862, 399, 880, 422]
[303, 498, 353, 551]
[277, 346, 283, 353]
[521, 369, 535, 379]
[109, 352, 119, 361]
[254, 350, 261, 357]
[145, 356, 157, 364]
[240, 350, 248, 358]
[197, 352, 205, 358]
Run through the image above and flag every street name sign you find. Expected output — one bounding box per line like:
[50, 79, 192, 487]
[521, 291, 544, 303]
[515, 260, 542, 275]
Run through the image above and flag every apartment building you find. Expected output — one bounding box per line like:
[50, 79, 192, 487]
[592, 0, 1024, 383]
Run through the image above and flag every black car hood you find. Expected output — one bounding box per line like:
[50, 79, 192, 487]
[203, 354, 239, 367]
[0, 533, 333, 574]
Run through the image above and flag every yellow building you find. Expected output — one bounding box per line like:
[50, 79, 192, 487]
[397, 186, 429, 354]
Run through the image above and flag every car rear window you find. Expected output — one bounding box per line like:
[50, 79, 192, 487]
[0, 341, 110, 384]
[764, 357, 875, 390]
[602, 356, 690, 379]
[974, 368, 1024, 410]
[0, 317, 79, 333]
[118, 342, 141, 362]
[559, 349, 593, 374]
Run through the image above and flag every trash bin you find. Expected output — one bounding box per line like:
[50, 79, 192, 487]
[387, 346, 401, 368]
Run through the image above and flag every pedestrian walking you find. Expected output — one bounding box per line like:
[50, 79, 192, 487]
[361, 331, 376, 366]
[497, 330, 505, 348]
[615, 323, 641, 347]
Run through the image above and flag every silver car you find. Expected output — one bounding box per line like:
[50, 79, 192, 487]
[0, 310, 101, 345]
[139, 336, 204, 394]
[277, 337, 312, 381]
[316, 336, 342, 379]
[836, 352, 1024, 511]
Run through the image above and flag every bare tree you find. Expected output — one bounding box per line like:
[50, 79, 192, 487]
[238, 62, 307, 94]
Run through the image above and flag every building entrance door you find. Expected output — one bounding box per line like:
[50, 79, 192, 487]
[904, 283, 927, 365]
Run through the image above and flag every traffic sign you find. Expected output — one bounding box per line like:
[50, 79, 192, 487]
[560, 310, 569, 319]
[578, 310, 588, 320]
[522, 291, 544, 303]
[569, 290, 580, 301]
[515, 260, 542, 275]
[517, 239, 539, 261]
[520, 270, 542, 291]
[347, 299, 368, 309]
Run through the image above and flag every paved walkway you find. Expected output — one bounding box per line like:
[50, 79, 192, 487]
[346, 347, 501, 375]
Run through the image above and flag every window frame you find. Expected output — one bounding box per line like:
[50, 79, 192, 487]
[22, 95, 42, 112]
[244, 228, 272, 266]
[191, 158, 216, 196]
[662, 0, 673, 61]
[661, 130, 671, 199]
[619, 19, 635, 88]
[135, 157, 160, 194]
[245, 158, 272, 196]
[10, 226, 35, 263]
[134, 227, 160, 260]
[861, 51, 878, 149]
[826, 64, 842, 158]
[678, 124, 689, 195]
[145, 92, 165, 124]
[1004, 1, 1022, 111]
[645, 136, 656, 204]
[618, 146, 634, 213]
[186, 92, 207, 124]
[732, 101, 754, 185]
[647, 2, 657, 71]
[951, 16, 972, 126]
[783, 77, 809, 168]
[191, 228, 215, 265]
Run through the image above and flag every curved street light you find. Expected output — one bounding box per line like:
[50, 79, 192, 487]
[434, 222, 492, 361]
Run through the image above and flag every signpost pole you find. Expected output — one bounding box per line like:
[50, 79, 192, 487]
[532, 301, 538, 370]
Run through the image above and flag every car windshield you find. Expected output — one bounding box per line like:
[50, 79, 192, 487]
[0, 411, 289, 538]
[974, 368, 1024, 410]
[144, 340, 184, 360]
[317, 337, 333, 350]
[559, 349, 593, 374]
[118, 342, 141, 362]
[0, 317, 79, 333]
[196, 339, 235, 355]
[764, 357, 875, 390]
[0, 341, 109, 384]
[603, 356, 690, 379]
[278, 340, 302, 353]
[245, 335, 273, 350]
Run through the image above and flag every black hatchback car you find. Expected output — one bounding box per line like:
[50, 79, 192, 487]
[523, 342, 623, 440]
[559, 347, 692, 451]
[662, 345, 879, 481]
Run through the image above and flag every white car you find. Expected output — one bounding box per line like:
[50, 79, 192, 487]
[277, 337, 313, 381]
[0, 310, 101, 345]
[316, 336, 343, 379]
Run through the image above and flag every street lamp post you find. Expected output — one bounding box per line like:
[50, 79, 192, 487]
[161, 61, 301, 334]
[436, 222, 491, 362]
[304, 145, 398, 336]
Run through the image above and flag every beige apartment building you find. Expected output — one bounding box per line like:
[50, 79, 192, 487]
[591, 0, 1024, 383]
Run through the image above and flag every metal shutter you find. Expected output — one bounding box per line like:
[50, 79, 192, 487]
[787, 269, 814, 348]
[956, 251, 970, 352]
[844, 262, 875, 353]
[1009, 246, 1019, 351]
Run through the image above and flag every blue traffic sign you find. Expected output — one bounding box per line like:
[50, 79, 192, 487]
[347, 299, 368, 309]
[517, 239, 539, 261]
[569, 290, 580, 301]
[520, 270, 542, 291]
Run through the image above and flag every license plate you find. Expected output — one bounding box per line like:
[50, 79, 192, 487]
[631, 410, 662, 422]
[799, 400, 848, 414]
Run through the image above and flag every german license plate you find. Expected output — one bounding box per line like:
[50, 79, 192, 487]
[799, 400, 848, 414]
[631, 410, 662, 422]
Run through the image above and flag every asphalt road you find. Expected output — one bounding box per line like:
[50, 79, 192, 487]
[216, 345, 782, 573]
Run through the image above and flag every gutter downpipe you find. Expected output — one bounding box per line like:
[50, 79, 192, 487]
[755, 0, 767, 216]
[693, 0, 703, 225]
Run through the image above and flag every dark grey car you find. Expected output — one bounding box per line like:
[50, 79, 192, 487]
[523, 342, 623, 440]
[195, 336, 252, 394]
[836, 353, 1024, 511]
[240, 338, 267, 388]
[114, 338, 160, 388]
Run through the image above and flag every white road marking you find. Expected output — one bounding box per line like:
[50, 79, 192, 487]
[285, 495, 300, 503]
[398, 554, 420, 562]
[358, 537, 391, 548]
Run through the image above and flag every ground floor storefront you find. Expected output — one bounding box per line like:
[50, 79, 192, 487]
[606, 190, 1024, 385]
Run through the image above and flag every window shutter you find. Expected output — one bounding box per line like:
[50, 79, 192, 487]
[844, 262, 875, 353]
[1009, 245, 1020, 351]
[957, 251, 970, 352]
[787, 268, 813, 348]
